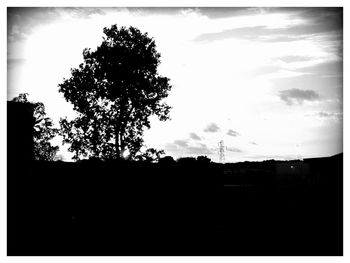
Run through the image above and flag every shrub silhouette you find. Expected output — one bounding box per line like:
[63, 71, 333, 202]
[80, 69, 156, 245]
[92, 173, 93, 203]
[177, 157, 197, 164]
[158, 155, 176, 164]
[196, 155, 211, 163]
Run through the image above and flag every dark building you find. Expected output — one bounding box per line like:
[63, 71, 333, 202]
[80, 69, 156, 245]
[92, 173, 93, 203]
[7, 101, 34, 163]
[275, 161, 310, 184]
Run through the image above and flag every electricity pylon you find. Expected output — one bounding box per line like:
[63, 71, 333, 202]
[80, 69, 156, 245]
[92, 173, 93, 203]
[218, 140, 225, 163]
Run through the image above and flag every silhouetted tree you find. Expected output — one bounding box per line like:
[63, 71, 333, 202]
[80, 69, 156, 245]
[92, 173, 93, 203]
[158, 155, 176, 164]
[177, 157, 197, 164]
[135, 148, 165, 162]
[12, 93, 59, 161]
[196, 155, 211, 163]
[59, 25, 172, 160]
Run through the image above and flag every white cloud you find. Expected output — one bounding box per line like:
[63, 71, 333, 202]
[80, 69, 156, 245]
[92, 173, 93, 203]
[189, 132, 201, 140]
[204, 123, 220, 133]
[279, 88, 321, 105]
[227, 129, 240, 137]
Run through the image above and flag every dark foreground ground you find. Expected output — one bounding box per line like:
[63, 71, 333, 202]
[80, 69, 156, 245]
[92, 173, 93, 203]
[8, 154, 342, 256]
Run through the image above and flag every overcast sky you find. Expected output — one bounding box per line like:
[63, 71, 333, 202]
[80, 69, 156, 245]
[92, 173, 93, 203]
[7, 7, 343, 162]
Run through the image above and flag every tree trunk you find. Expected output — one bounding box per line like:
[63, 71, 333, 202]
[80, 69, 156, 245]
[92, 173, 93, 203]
[120, 133, 125, 158]
[115, 125, 120, 159]
[92, 125, 98, 157]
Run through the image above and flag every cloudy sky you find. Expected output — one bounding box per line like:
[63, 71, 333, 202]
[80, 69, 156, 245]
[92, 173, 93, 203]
[7, 7, 343, 162]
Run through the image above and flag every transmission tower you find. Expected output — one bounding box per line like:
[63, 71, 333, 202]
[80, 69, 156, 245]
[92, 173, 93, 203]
[218, 140, 225, 163]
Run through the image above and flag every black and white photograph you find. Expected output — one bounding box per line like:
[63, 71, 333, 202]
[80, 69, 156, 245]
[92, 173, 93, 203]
[3, 1, 347, 261]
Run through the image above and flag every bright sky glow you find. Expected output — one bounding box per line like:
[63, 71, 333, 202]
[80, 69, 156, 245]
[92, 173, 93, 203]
[7, 7, 343, 162]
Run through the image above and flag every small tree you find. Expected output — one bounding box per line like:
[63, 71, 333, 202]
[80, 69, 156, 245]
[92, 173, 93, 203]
[158, 156, 175, 164]
[12, 93, 59, 161]
[177, 157, 197, 164]
[196, 155, 211, 163]
[59, 25, 172, 161]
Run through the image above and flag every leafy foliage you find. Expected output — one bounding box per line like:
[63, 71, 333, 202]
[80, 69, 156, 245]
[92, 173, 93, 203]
[196, 155, 211, 163]
[12, 93, 59, 161]
[158, 155, 176, 164]
[176, 157, 197, 164]
[134, 148, 165, 162]
[59, 25, 171, 160]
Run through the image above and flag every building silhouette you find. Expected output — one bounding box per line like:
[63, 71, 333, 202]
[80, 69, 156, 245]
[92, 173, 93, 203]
[7, 101, 35, 163]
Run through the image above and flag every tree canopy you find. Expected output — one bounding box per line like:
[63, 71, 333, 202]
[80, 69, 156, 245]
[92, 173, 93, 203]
[12, 93, 59, 161]
[59, 25, 172, 161]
